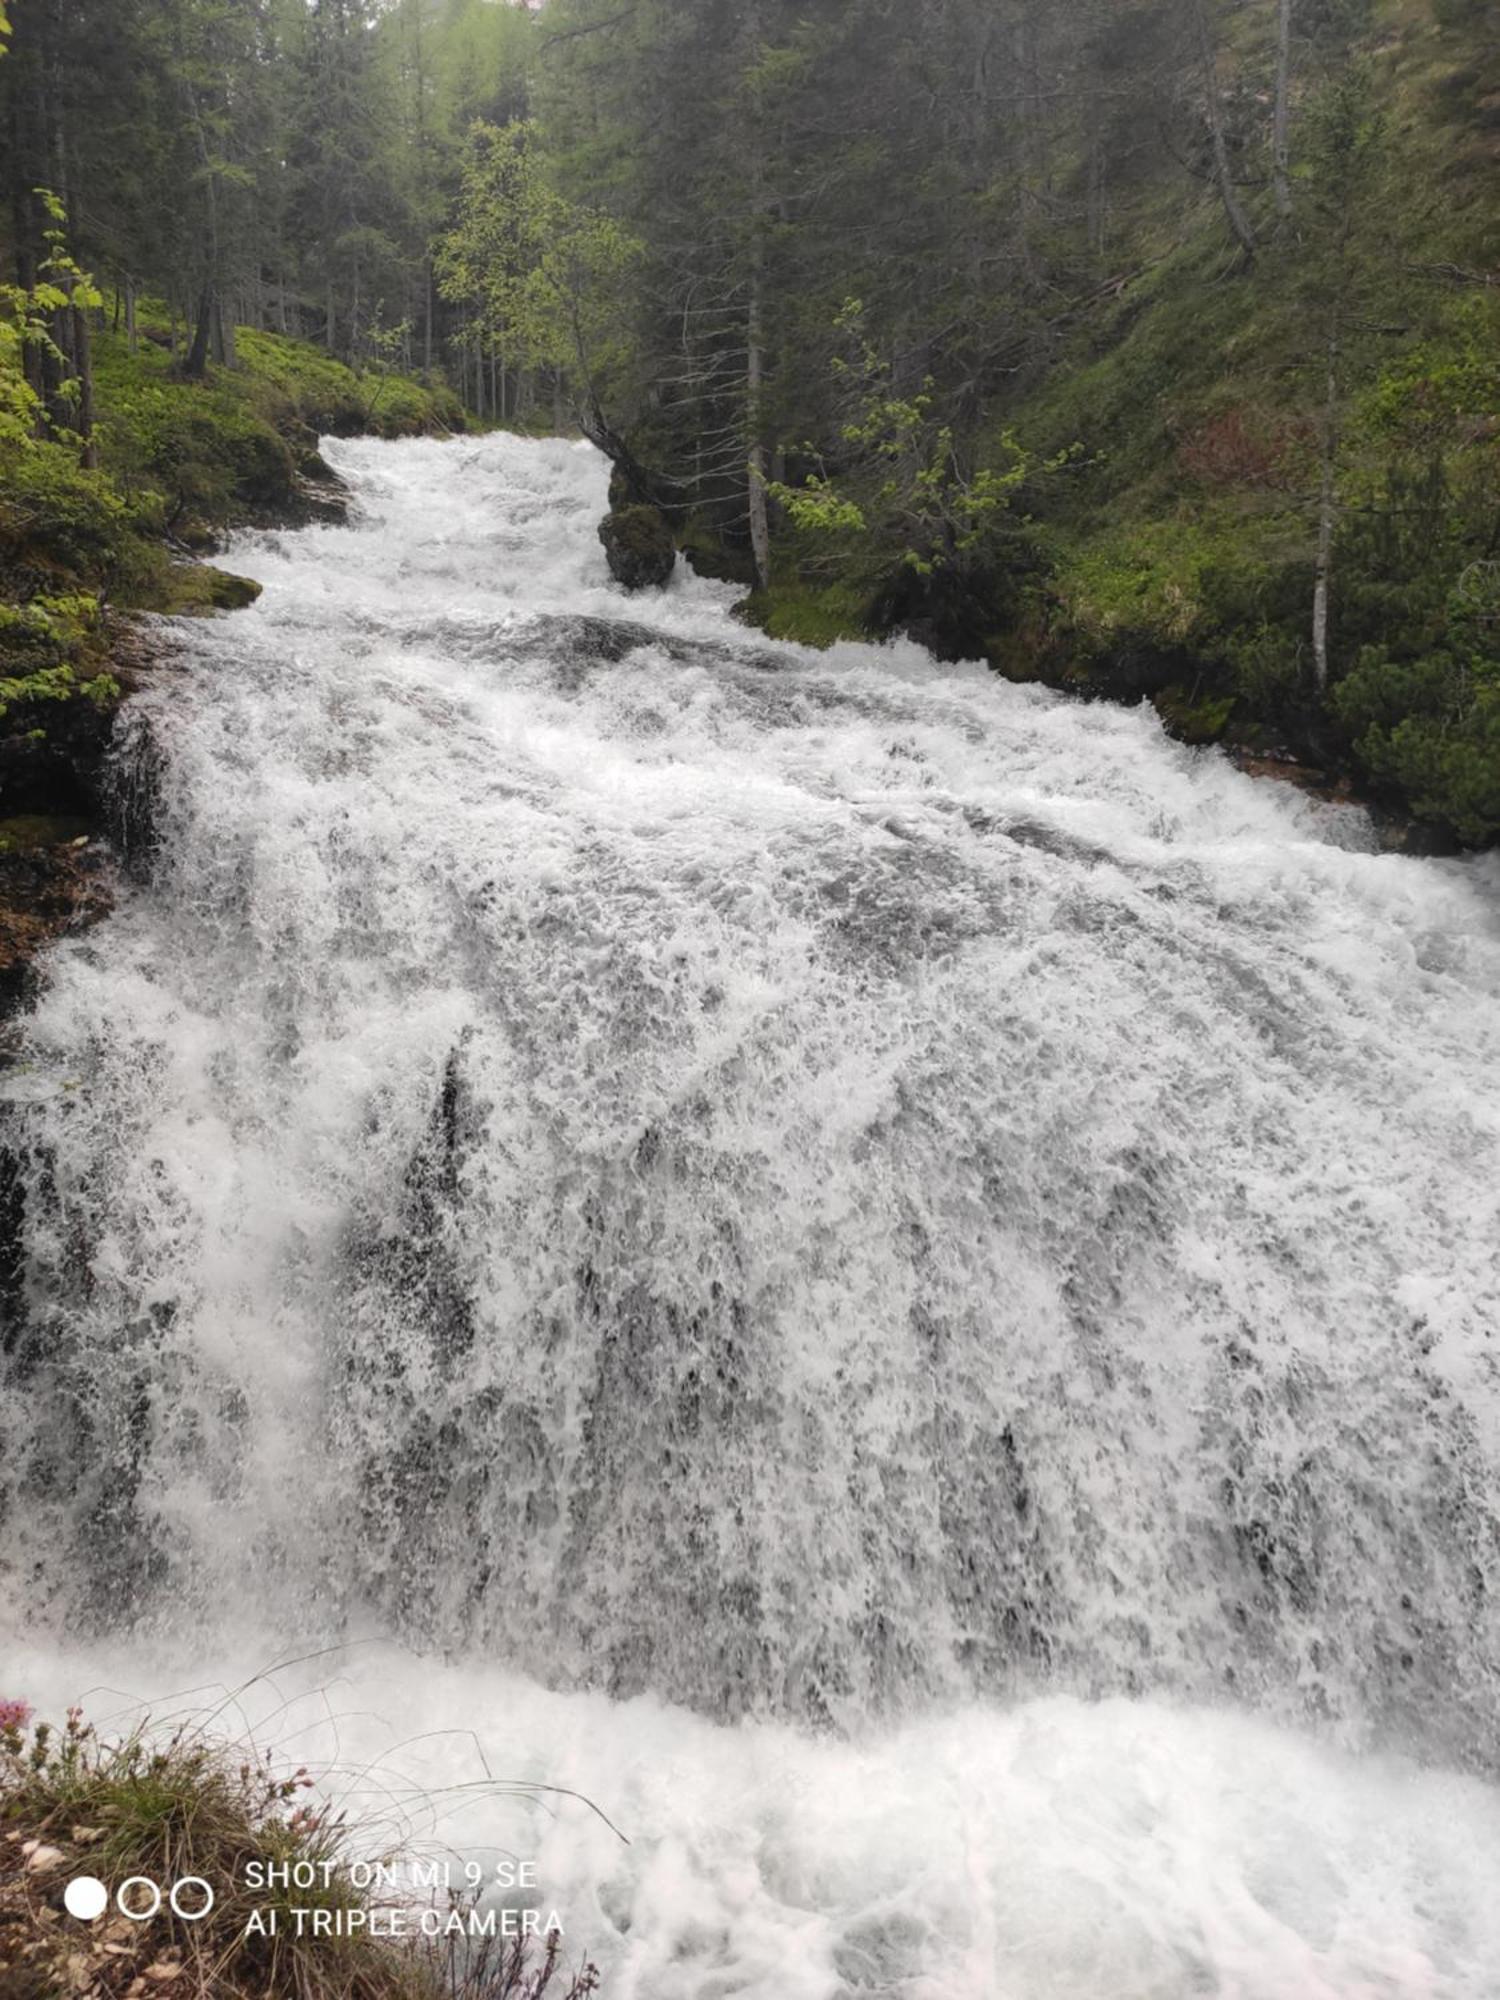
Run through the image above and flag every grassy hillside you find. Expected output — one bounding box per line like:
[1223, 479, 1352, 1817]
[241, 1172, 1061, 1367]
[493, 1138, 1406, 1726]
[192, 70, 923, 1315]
[749, 0, 1500, 844]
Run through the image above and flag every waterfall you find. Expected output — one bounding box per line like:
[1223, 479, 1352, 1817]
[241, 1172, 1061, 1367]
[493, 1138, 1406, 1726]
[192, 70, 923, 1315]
[4, 434, 1499, 1997]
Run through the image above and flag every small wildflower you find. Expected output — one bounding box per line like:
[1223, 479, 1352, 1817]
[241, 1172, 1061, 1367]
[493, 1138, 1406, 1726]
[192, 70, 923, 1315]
[0, 1699, 33, 1732]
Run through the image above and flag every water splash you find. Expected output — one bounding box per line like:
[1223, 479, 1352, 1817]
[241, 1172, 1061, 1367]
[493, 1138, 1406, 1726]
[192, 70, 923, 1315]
[3, 432, 1499, 1992]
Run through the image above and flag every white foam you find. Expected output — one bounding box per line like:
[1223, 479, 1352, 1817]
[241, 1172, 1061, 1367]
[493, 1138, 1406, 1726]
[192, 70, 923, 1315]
[4, 431, 1500, 1996]
[12, 1638, 1500, 1999]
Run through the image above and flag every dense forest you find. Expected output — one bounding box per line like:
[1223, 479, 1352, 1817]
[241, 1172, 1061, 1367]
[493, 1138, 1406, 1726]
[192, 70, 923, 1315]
[1, 0, 1498, 851]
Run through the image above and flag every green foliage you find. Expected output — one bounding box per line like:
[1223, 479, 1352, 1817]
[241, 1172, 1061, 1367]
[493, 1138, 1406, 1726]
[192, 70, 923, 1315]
[1153, 685, 1239, 746]
[438, 121, 642, 418]
[1359, 299, 1500, 450]
[102, 371, 297, 520]
[0, 192, 103, 452]
[1052, 511, 1290, 655]
[0, 596, 117, 726]
[1329, 555, 1500, 839]
[80, 322, 459, 557]
[739, 578, 874, 648]
[1335, 643, 1500, 841]
[233, 328, 462, 440]
[770, 475, 866, 537]
[0, 441, 137, 585]
[772, 302, 1078, 578]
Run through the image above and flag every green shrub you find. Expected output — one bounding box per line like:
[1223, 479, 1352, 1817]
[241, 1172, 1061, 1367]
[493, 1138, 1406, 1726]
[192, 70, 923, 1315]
[1334, 643, 1500, 840]
[0, 441, 138, 585]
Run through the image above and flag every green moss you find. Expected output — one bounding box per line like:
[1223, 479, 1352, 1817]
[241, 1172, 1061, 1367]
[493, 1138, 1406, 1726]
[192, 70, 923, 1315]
[0, 814, 92, 853]
[0, 439, 149, 596]
[146, 562, 264, 616]
[0, 595, 120, 725]
[233, 328, 465, 438]
[599, 503, 676, 588]
[1153, 684, 1239, 745]
[90, 325, 462, 548]
[738, 578, 875, 647]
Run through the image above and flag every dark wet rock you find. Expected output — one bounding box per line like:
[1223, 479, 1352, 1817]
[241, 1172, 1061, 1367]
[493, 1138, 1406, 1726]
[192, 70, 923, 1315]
[599, 505, 676, 591]
[281, 423, 351, 523]
[524, 613, 785, 692]
[0, 619, 157, 1015]
[0, 824, 114, 1013]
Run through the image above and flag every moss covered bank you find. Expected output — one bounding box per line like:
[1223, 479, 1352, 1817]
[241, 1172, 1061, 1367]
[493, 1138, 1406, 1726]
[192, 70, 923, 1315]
[0, 316, 464, 1008]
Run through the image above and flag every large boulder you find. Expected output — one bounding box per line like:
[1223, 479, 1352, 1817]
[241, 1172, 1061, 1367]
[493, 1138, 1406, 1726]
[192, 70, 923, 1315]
[599, 505, 676, 591]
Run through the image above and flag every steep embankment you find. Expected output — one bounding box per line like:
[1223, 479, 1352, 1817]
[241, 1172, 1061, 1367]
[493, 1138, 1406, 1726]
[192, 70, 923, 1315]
[0, 321, 464, 1004]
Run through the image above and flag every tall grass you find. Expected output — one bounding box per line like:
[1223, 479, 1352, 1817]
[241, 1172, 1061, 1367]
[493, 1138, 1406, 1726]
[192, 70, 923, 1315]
[0, 1698, 602, 2000]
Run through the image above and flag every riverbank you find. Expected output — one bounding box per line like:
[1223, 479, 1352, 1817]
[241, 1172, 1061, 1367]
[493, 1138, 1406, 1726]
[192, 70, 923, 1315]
[597, 0, 1499, 856]
[729, 571, 1460, 856]
[0, 320, 465, 1012]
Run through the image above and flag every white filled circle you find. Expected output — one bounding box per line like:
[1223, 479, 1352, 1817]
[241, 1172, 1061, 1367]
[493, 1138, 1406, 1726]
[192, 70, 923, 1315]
[63, 1876, 109, 1921]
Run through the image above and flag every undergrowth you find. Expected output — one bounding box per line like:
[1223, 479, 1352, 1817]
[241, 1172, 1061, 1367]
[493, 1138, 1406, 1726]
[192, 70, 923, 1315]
[0, 1700, 602, 2000]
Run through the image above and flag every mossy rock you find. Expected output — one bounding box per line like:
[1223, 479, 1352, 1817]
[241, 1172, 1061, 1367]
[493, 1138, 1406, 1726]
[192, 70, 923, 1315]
[737, 580, 873, 647]
[151, 563, 263, 616]
[983, 627, 1051, 684]
[599, 505, 676, 591]
[0, 815, 92, 854]
[679, 514, 759, 588]
[1153, 683, 1238, 746]
[175, 517, 221, 554]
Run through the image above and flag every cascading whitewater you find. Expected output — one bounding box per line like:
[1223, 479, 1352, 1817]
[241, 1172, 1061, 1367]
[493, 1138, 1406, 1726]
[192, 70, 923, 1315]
[2, 435, 1499, 1759]
[5, 433, 1500, 1997]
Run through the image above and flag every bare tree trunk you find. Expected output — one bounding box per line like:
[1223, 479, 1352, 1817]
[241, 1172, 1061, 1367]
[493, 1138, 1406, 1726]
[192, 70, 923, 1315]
[184, 284, 214, 379]
[124, 274, 137, 352]
[1312, 324, 1339, 692]
[1273, 0, 1295, 220]
[1192, 0, 1257, 259]
[325, 277, 336, 355]
[210, 294, 235, 368]
[747, 271, 771, 592]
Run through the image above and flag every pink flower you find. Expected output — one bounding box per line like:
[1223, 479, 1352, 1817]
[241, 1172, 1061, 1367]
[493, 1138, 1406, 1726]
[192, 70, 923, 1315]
[0, 1699, 34, 1731]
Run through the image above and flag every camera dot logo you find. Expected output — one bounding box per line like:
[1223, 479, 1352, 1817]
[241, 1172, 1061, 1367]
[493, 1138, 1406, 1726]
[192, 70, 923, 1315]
[64, 1876, 216, 1922]
[63, 1876, 109, 1921]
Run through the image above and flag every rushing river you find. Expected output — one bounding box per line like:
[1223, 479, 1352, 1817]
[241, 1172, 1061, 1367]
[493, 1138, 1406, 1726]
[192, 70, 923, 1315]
[3, 434, 1500, 1996]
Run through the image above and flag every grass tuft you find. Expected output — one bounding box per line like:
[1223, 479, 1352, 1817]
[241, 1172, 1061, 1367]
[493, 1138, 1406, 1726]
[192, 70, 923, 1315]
[0, 1702, 602, 2000]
